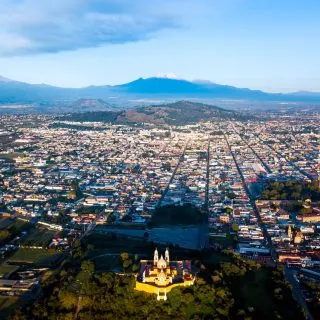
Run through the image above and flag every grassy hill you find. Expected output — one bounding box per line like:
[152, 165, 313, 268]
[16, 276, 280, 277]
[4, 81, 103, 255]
[57, 100, 244, 125]
[9, 251, 304, 320]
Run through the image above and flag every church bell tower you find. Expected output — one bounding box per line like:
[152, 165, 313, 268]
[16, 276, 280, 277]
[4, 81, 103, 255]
[154, 248, 159, 265]
[165, 248, 169, 263]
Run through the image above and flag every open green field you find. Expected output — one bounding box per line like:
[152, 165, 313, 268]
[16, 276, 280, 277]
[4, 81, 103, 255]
[22, 227, 58, 248]
[0, 296, 19, 319]
[10, 219, 32, 233]
[0, 152, 22, 162]
[0, 218, 12, 230]
[0, 264, 18, 278]
[209, 233, 235, 248]
[8, 248, 64, 267]
[0, 218, 32, 234]
[0, 218, 32, 244]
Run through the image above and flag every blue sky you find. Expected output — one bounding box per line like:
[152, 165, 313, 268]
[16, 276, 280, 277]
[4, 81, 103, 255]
[0, 0, 319, 92]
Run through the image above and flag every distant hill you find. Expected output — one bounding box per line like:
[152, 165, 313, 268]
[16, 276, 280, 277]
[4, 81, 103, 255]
[71, 99, 116, 111]
[57, 100, 248, 125]
[0, 77, 113, 104]
[0, 76, 15, 83]
[1, 76, 320, 108]
[56, 110, 123, 123]
[117, 100, 237, 125]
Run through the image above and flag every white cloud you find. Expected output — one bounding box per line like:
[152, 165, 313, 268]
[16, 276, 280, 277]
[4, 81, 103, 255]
[0, 0, 181, 56]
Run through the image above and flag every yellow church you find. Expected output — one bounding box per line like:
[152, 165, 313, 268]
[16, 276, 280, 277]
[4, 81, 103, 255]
[135, 248, 195, 300]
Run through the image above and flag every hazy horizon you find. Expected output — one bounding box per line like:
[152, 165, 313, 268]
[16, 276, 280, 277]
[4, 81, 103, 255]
[2, 73, 320, 95]
[0, 0, 319, 93]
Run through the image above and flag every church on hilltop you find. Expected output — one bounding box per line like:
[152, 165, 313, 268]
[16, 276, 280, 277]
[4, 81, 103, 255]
[135, 248, 195, 300]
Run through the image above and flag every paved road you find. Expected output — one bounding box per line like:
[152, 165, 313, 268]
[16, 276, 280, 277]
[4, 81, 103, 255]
[223, 133, 277, 260]
[205, 138, 210, 211]
[254, 131, 314, 181]
[230, 122, 272, 174]
[230, 123, 316, 319]
[156, 137, 173, 158]
[157, 139, 189, 207]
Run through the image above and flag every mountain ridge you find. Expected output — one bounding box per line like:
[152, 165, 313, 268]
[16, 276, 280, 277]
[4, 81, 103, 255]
[0, 76, 320, 106]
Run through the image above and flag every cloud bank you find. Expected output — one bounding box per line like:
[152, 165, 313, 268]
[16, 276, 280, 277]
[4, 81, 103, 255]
[0, 0, 181, 56]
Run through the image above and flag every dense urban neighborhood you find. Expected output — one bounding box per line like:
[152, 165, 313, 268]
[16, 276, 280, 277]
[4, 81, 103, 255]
[0, 108, 319, 319]
[1, 0, 320, 318]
